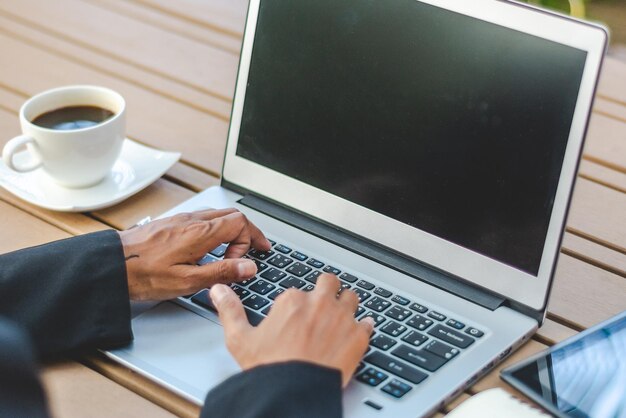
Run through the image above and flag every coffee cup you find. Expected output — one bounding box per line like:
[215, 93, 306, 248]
[2, 85, 125, 188]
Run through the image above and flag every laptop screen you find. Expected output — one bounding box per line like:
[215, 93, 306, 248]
[236, 0, 588, 275]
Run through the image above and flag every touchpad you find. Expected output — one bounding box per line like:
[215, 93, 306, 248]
[106, 302, 240, 404]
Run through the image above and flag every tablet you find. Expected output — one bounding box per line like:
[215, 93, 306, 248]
[501, 310, 626, 418]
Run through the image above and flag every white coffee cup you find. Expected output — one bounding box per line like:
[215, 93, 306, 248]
[2, 85, 125, 188]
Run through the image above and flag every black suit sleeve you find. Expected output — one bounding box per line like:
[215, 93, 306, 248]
[0, 230, 132, 360]
[202, 362, 343, 418]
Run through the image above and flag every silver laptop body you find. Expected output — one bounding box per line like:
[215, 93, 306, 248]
[107, 0, 607, 416]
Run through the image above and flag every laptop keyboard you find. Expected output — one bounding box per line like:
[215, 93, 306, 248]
[185, 239, 485, 400]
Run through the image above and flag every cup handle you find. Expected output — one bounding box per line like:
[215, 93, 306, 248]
[2, 135, 43, 172]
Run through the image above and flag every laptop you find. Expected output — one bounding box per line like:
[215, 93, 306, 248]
[106, 0, 607, 416]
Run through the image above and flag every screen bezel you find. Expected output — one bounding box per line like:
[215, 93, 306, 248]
[501, 310, 626, 418]
[222, 0, 607, 311]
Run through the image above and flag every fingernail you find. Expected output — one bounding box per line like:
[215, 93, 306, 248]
[236, 259, 257, 277]
[210, 284, 230, 305]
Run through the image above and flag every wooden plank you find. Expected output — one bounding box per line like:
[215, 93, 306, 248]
[41, 362, 175, 418]
[0, 13, 231, 120]
[0, 0, 239, 100]
[92, 179, 195, 230]
[594, 96, 626, 123]
[0, 200, 70, 252]
[597, 57, 626, 107]
[534, 318, 577, 346]
[164, 162, 221, 193]
[443, 393, 471, 413]
[579, 159, 626, 194]
[549, 254, 626, 330]
[567, 178, 626, 253]
[0, 33, 227, 176]
[131, 0, 248, 37]
[86, 0, 241, 54]
[83, 354, 201, 418]
[583, 113, 626, 174]
[562, 231, 626, 278]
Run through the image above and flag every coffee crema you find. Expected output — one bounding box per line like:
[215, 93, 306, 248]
[32, 106, 115, 131]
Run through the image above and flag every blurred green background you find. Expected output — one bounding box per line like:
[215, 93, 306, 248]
[527, 0, 626, 60]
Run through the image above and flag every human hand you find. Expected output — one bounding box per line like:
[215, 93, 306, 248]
[210, 274, 375, 387]
[118, 208, 270, 300]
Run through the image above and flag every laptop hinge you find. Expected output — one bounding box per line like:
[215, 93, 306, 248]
[237, 192, 506, 312]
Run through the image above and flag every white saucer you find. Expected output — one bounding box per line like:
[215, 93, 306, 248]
[0, 139, 180, 212]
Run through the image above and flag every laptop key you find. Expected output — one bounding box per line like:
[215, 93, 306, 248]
[391, 344, 447, 372]
[391, 295, 410, 306]
[243, 307, 265, 326]
[380, 321, 408, 337]
[260, 268, 287, 283]
[267, 254, 293, 268]
[465, 327, 484, 338]
[274, 244, 291, 254]
[428, 325, 475, 349]
[268, 288, 285, 300]
[231, 284, 250, 299]
[353, 288, 372, 302]
[356, 280, 375, 290]
[209, 244, 228, 258]
[401, 330, 428, 347]
[427, 311, 446, 321]
[302, 284, 315, 292]
[364, 351, 428, 384]
[323, 265, 341, 275]
[279, 276, 306, 289]
[382, 379, 414, 398]
[248, 249, 275, 260]
[261, 305, 272, 316]
[355, 306, 365, 318]
[304, 270, 322, 284]
[386, 306, 412, 321]
[306, 258, 324, 268]
[291, 251, 308, 261]
[374, 287, 392, 298]
[243, 256, 268, 273]
[407, 315, 434, 331]
[248, 279, 276, 295]
[446, 319, 465, 330]
[190, 289, 215, 311]
[356, 368, 388, 387]
[365, 296, 391, 312]
[285, 262, 312, 277]
[409, 303, 428, 313]
[242, 294, 270, 310]
[239, 277, 256, 286]
[363, 311, 386, 327]
[370, 334, 397, 351]
[424, 340, 460, 360]
[339, 272, 358, 283]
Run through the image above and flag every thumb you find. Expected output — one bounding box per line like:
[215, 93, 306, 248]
[197, 258, 257, 286]
[210, 284, 252, 340]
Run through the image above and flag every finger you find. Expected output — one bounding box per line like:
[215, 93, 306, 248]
[210, 284, 253, 340]
[358, 316, 375, 337]
[338, 288, 359, 313]
[184, 259, 257, 290]
[212, 212, 270, 258]
[314, 273, 341, 298]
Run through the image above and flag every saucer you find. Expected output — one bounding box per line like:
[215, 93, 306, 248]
[0, 139, 180, 212]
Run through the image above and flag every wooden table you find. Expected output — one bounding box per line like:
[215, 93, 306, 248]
[0, 1, 624, 416]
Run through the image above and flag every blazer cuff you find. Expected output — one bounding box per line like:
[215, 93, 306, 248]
[201, 361, 343, 418]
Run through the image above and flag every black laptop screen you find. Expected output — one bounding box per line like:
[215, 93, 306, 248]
[236, 0, 588, 275]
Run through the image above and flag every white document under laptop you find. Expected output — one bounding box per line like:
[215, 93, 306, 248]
[106, 0, 607, 416]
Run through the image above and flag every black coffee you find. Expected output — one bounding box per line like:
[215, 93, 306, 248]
[32, 105, 114, 130]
